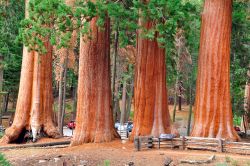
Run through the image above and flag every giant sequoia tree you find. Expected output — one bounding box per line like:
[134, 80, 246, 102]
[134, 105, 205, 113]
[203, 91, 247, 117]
[0, 0, 59, 143]
[130, 0, 198, 139]
[130, 19, 178, 138]
[71, 17, 119, 146]
[13, 0, 134, 145]
[191, 0, 239, 141]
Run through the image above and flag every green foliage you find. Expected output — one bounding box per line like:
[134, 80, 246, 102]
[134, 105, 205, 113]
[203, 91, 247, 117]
[20, 0, 138, 54]
[231, 0, 250, 116]
[216, 163, 228, 166]
[20, 0, 75, 53]
[224, 156, 240, 166]
[20, 0, 202, 54]
[0, 153, 11, 166]
[233, 115, 242, 126]
[104, 160, 110, 166]
[0, 0, 25, 101]
[0, 0, 24, 56]
[5, 0, 249, 124]
[134, 0, 200, 50]
[0, 132, 3, 139]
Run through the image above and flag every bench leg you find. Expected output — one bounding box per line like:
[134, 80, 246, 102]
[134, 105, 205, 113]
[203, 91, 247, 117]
[158, 138, 160, 149]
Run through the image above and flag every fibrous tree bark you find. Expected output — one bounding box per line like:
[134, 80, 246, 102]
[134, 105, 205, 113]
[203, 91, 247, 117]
[126, 79, 134, 122]
[71, 17, 119, 146]
[112, 27, 119, 123]
[57, 60, 64, 136]
[0, 0, 59, 143]
[130, 20, 178, 139]
[120, 81, 127, 125]
[191, 0, 239, 141]
[242, 82, 250, 132]
[57, 52, 68, 136]
[1, 43, 60, 143]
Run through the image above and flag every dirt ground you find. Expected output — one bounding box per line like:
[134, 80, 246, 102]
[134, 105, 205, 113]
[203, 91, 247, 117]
[1, 140, 250, 166]
[1, 105, 250, 166]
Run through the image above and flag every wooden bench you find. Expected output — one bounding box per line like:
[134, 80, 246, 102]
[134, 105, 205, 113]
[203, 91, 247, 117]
[154, 134, 176, 149]
[134, 136, 153, 151]
[134, 136, 250, 155]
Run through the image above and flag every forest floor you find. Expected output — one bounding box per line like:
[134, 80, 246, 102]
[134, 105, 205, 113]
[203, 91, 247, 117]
[1, 139, 250, 166]
[1, 105, 250, 166]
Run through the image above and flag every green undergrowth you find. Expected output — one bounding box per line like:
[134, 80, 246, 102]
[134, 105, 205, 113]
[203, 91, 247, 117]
[0, 153, 11, 166]
[0, 132, 4, 139]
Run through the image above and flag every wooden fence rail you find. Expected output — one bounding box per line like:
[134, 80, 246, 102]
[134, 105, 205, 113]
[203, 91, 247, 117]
[134, 136, 250, 155]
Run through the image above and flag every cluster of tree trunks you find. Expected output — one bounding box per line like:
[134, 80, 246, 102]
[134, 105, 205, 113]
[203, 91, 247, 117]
[191, 0, 239, 141]
[130, 20, 178, 139]
[70, 17, 119, 146]
[0, 0, 59, 143]
[0, 43, 60, 143]
[1, 0, 243, 144]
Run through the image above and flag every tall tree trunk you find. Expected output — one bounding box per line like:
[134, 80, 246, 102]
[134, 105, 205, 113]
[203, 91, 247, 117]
[71, 17, 119, 146]
[187, 67, 193, 136]
[61, 54, 68, 134]
[178, 95, 182, 111]
[57, 62, 64, 136]
[30, 53, 42, 142]
[0, 54, 3, 92]
[126, 79, 134, 121]
[172, 74, 179, 122]
[242, 82, 250, 131]
[3, 92, 9, 113]
[42, 44, 60, 138]
[191, 0, 239, 141]
[112, 26, 119, 123]
[130, 20, 178, 139]
[113, 95, 120, 122]
[1, 42, 59, 143]
[0, 54, 3, 125]
[72, 83, 77, 119]
[0, 1, 59, 143]
[120, 81, 127, 125]
[58, 53, 68, 136]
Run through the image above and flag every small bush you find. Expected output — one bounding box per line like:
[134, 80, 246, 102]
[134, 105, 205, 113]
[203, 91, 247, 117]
[104, 160, 110, 166]
[233, 116, 242, 126]
[0, 132, 4, 139]
[216, 163, 228, 166]
[0, 153, 11, 166]
[231, 160, 239, 166]
[224, 156, 239, 166]
[225, 156, 231, 163]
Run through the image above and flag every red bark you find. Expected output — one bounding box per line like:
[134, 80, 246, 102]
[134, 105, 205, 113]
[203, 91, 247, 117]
[71, 17, 119, 146]
[130, 20, 178, 139]
[1, 42, 59, 143]
[191, 0, 239, 141]
[0, 0, 59, 144]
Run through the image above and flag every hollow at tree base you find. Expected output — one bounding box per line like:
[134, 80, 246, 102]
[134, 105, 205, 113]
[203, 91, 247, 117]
[0, 125, 60, 144]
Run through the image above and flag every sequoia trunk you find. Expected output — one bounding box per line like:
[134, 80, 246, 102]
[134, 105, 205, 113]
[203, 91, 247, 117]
[0, 0, 59, 143]
[1, 42, 59, 143]
[130, 20, 178, 139]
[71, 17, 119, 146]
[191, 0, 239, 141]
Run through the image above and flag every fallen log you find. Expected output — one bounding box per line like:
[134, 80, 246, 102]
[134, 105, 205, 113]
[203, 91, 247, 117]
[0, 141, 70, 150]
[180, 155, 215, 164]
